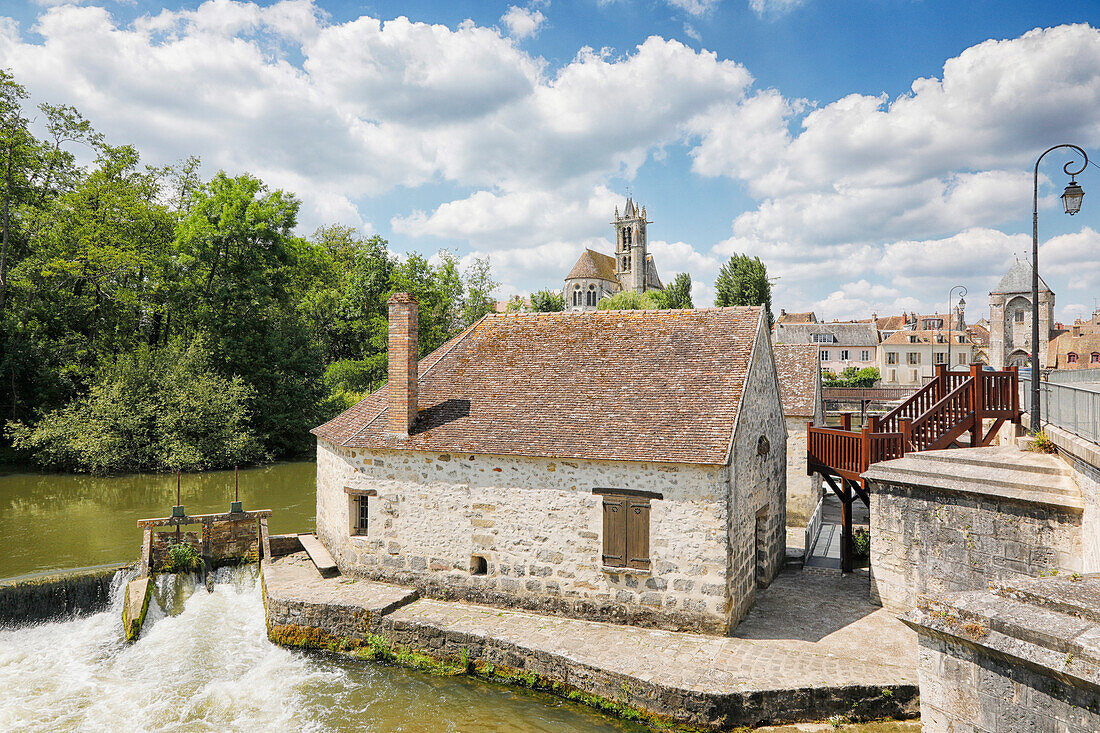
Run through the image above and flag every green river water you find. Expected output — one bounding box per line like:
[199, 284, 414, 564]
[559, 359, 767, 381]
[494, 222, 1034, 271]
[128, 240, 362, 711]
[0, 463, 915, 732]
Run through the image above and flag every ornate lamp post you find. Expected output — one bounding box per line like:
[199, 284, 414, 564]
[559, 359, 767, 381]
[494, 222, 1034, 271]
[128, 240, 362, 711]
[1031, 144, 1087, 432]
[947, 286, 966, 371]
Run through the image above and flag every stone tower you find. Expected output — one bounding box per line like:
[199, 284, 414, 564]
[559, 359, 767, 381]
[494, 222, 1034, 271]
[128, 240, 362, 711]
[988, 260, 1055, 370]
[614, 199, 650, 294]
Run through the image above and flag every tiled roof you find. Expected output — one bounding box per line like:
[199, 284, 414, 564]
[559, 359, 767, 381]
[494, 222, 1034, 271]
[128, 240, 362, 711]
[875, 315, 907, 331]
[967, 323, 990, 346]
[1049, 332, 1100, 368]
[313, 308, 766, 465]
[774, 321, 879, 347]
[775, 311, 816, 325]
[772, 344, 820, 418]
[566, 249, 620, 283]
[880, 329, 972, 345]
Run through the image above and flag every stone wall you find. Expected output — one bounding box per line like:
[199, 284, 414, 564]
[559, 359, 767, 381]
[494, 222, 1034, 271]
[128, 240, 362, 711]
[149, 519, 258, 569]
[316, 441, 736, 634]
[916, 634, 1100, 732]
[785, 416, 822, 526]
[726, 321, 788, 627]
[869, 482, 1083, 611]
[0, 565, 128, 625]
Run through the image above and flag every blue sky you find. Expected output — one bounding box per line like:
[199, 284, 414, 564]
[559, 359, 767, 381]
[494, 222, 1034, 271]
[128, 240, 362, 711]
[3, 0, 1100, 321]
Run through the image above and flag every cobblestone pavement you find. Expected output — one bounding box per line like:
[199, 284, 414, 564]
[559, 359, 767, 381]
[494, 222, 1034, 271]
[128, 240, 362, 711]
[265, 554, 916, 694]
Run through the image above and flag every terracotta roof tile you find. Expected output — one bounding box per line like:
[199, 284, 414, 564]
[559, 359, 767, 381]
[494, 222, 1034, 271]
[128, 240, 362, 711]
[773, 344, 820, 418]
[775, 311, 816, 325]
[313, 308, 765, 465]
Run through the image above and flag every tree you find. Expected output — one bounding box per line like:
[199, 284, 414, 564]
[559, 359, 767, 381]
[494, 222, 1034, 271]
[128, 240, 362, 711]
[461, 256, 498, 326]
[530, 289, 564, 312]
[596, 290, 666, 310]
[715, 254, 772, 323]
[664, 273, 693, 309]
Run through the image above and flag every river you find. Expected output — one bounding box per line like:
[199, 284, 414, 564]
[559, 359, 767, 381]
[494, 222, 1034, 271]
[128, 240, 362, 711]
[0, 566, 647, 732]
[0, 462, 317, 580]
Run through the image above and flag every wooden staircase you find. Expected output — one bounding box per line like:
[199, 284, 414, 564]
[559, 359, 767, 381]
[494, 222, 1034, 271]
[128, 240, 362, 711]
[806, 363, 1022, 572]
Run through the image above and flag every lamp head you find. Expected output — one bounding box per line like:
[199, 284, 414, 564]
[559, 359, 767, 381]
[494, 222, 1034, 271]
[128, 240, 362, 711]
[1062, 179, 1084, 215]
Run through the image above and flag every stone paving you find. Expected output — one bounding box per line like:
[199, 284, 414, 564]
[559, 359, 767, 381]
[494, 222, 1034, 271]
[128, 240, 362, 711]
[265, 552, 916, 695]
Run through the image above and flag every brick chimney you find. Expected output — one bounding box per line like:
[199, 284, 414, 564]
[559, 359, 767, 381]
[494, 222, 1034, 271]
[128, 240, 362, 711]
[387, 292, 418, 437]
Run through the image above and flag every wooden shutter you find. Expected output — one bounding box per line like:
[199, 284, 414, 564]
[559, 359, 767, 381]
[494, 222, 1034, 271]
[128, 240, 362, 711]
[626, 499, 650, 570]
[602, 497, 627, 567]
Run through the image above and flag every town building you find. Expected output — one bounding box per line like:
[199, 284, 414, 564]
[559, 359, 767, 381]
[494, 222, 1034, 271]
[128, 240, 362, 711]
[311, 294, 786, 635]
[773, 319, 879, 376]
[877, 330, 975, 385]
[1048, 311, 1100, 369]
[774, 309, 817, 326]
[988, 260, 1056, 370]
[772, 344, 824, 526]
[563, 199, 663, 311]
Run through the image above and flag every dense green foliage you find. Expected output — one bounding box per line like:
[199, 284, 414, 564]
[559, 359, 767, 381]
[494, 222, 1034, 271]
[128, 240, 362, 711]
[822, 367, 881, 388]
[715, 254, 772, 322]
[0, 73, 499, 473]
[595, 272, 693, 311]
[663, 272, 693, 309]
[529, 289, 564, 312]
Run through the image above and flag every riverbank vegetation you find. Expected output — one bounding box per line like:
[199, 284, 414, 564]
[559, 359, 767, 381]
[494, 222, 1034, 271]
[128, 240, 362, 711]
[0, 71, 498, 472]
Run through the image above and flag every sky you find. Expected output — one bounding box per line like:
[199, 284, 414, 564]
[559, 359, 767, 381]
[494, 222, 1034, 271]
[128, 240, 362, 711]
[2, 0, 1100, 323]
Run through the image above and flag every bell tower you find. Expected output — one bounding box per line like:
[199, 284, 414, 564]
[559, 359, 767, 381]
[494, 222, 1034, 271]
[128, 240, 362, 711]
[613, 198, 649, 293]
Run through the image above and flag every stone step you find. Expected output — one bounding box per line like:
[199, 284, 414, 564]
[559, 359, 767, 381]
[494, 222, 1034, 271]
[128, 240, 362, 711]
[911, 447, 1070, 477]
[298, 534, 340, 578]
[873, 461, 1083, 512]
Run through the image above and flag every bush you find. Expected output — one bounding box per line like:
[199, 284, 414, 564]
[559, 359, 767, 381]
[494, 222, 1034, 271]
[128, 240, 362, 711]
[165, 541, 202, 573]
[596, 290, 668, 311]
[852, 529, 871, 558]
[823, 367, 880, 388]
[1029, 430, 1058, 454]
[6, 338, 263, 473]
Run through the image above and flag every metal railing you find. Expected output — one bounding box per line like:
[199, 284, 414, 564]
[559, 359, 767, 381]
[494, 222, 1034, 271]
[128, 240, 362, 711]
[1021, 377, 1100, 444]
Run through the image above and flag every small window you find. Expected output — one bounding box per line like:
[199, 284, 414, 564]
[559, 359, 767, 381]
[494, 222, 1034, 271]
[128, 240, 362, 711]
[839, 349, 849, 361]
[601, 494, 650, 570]
[1015, 311, 1025, 323]
[860, 350, 870, 361]
[820, 350, 830, 361]
[1068, 352, 1079, 363]
[935, 352, 945, 364]
[353, 495, 368, 536]
[1091, 352, 1099, 364]
[908, 352, 921, 365]
[886, 352, 898, 365]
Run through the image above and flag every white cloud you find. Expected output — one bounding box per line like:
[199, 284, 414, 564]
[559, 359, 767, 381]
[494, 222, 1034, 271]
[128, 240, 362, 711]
[501, 5, 546, 40]
[749, 0, 807, 16]
[666, 0, 717, 16]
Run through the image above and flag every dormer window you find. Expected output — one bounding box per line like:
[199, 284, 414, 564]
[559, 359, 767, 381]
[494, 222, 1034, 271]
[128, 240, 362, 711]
[1092, 352, 1099, 364]
[811, 333, 836, 343]
[1068, 352, 1079, 363]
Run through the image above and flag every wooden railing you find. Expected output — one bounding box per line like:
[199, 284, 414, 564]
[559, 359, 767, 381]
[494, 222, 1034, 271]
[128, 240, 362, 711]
[809, 364, 1021, 486]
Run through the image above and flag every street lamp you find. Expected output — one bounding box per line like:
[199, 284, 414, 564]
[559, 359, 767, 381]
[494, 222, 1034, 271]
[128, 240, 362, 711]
[1031, 144, 1088, 433]
[947, 286, 966, 371]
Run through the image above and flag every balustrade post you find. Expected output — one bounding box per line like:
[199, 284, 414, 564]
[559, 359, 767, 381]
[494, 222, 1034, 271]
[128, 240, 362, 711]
[861, 424, 872, 473]
[867, 414, 879, 433]
[935, 363, 947, 398]
[840, 412, 852, 431]
[970, 363, 983, 446]
[900, 417, 913, 453]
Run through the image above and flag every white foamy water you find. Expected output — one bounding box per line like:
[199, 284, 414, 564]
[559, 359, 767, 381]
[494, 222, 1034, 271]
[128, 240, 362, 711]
[0, 569, 644, 733]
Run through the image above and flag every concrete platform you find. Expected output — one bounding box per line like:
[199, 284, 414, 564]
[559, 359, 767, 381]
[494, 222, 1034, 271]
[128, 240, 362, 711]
[263, 552, 918, 728]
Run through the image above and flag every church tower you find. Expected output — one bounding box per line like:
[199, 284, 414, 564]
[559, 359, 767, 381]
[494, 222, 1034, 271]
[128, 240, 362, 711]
[614, 199, 649, 293]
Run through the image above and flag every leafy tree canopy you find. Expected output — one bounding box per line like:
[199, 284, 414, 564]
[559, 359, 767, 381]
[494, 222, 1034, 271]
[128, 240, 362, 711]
[715, 254, 772, 324]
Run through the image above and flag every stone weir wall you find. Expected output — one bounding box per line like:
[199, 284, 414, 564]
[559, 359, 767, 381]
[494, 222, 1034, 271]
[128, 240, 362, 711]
[0, 565, 129, 625]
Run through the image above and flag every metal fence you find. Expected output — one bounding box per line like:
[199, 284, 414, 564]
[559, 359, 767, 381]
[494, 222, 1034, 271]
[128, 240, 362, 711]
[1020, 377, 1100, 444]
[1048, 367, 1100, 385]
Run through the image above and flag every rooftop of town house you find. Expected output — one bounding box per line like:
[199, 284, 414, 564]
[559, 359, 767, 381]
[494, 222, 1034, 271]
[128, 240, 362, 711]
[880, 329, 973, 346]
[773, 320, 880, 347]
[564, 248, 619, 283]
[774, 309, 817, 326]
[313, 307, 766, 465]
[1049, 331, 1100, 364]
[772, 344, 820, 418]
[874, 314, 908, 332]
[967, 323, 990, 345]
[992, 259, 1052, 294]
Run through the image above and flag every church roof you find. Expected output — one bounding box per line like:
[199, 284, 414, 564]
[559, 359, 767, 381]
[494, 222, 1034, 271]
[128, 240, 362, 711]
[623, 198, 636, 218]
[993, 260, 1052, 294]
[313, 307, 766, 465]
[565, 248, 619, 283]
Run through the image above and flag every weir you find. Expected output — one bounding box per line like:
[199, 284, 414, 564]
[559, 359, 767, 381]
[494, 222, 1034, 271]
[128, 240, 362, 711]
[122, 505, 273, 641]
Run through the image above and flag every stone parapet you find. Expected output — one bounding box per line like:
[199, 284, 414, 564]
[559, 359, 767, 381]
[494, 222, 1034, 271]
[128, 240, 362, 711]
[903, 573, 1100, 733]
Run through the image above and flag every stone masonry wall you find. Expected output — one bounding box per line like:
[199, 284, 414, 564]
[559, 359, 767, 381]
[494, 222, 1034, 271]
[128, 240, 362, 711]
[916, 634, 1100, 732]
[316, 441, 734, 634]
[727, 321, 788, 628]
[785, 416, 822, 526]
[869, 482, 1083, 611]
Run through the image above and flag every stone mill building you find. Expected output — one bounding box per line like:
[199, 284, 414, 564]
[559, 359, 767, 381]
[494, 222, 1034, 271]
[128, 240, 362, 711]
[311, 294, 787, 635]
[564, 199, 664, 311]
